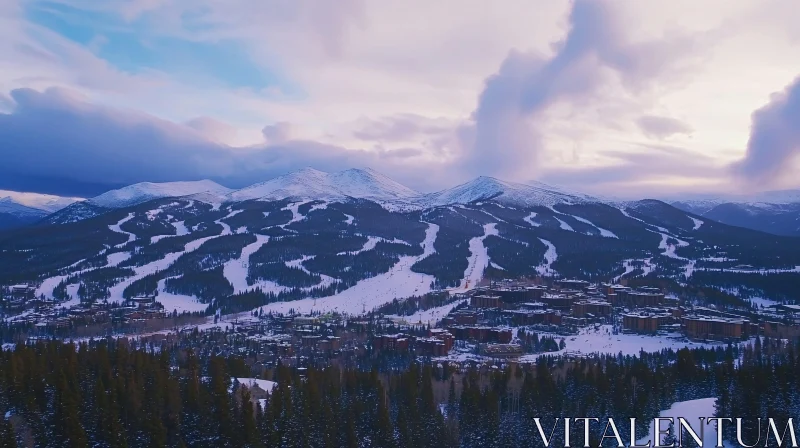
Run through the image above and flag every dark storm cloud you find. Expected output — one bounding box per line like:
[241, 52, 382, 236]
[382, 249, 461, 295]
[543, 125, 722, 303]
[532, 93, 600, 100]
[0, 87, 417, 196]
[732, 75, 800, 186]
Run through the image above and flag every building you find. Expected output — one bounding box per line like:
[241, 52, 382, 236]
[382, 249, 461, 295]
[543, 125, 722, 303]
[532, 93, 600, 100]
[622, 312, 671, 334]
[542, 293, 577, 311]
[503, 309, 562, 326]
[471, 294, 501, 309]
[10, 284, 36, 301]
[372, 334, 410, 352]
[571, 300, 612, 319]
[762, 321, 800, 340]
[682, 316, 748, 341]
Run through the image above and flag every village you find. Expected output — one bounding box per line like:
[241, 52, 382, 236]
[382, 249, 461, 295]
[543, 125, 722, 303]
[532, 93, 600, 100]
[4, 278, 800, 369]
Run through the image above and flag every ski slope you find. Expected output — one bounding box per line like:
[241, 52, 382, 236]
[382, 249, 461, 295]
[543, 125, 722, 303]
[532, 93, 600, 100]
[109, 213, 136, 248]
[536, 238, 557, 276]
[260, 223, 439, 315]
[456, 223, 498, 290]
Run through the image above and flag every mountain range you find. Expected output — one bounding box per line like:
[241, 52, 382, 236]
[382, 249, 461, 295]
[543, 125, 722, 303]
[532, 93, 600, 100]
[4, 167, 800, 236]
[2, 166, 800, 319]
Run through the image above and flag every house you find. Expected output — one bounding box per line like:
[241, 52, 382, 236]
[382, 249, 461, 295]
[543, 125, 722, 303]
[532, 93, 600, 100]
[571, 300, 612, 318]
[622, 312, 671, 333]
[471, 294, 501, 309]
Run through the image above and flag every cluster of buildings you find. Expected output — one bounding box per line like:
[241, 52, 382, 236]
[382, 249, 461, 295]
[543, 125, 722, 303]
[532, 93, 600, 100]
[369, 279, 800, 362]
[2, 283, 168, 332]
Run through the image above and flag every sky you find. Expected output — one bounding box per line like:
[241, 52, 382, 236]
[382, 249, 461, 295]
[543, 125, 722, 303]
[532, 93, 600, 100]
[1, 0, 800, 199]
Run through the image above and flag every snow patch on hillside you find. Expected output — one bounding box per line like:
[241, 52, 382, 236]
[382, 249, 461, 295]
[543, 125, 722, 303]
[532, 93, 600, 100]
[524, 212, 540, 227]
[106, 252, 131, 267]
[690, 216, 704, 230]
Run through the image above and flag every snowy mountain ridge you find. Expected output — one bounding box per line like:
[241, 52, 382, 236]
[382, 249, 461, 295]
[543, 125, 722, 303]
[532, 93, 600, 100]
[227, 167, 419, 204]
[89, 180, 233, 208]
[416, 176, 596, 209]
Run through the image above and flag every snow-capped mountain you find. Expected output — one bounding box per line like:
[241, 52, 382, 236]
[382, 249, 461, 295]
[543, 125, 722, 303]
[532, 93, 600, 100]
[90, 180, 232, 208]
[0, 197, 47, 218]
[0, 191, 84, 229]
[227, 167, 419, 203]
[415, 176, 595, 208]
[668, 189, 800, 237]
[0, 190, 83, 213]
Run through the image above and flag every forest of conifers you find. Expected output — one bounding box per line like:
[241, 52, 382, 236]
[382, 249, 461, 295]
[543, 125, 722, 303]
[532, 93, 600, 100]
[0, 336, 797, 447]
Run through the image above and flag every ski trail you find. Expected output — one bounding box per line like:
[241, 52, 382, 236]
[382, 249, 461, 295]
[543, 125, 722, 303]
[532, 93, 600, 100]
[109, 213, 136, 248]
[217, 209, 242, 236]
[546, 207, 574, 232]
[458, 223, 498, 290]
[690, 217, 704, 230]
[260, 222, 440, 316]
[222, 234, 270, 294]
[151, 221, 190, 244]
[524, 212, 540, 227]
[536, 238, 557, 276]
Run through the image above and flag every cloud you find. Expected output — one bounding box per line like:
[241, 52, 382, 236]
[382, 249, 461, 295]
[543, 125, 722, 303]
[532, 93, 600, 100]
[0, 86, 451, 196]
[352, 114, 454, 143]
[637, 115, 693, 139]
[732, 75, 800, 186]
[261, 122, 292, 145]
[185, 116, 238, 144]
[458, 0, 705, 182]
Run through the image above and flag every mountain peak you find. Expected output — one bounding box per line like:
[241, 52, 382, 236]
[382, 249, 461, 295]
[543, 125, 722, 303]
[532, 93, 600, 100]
[227, 167, 418, 203]
[90, 179, 232, 208]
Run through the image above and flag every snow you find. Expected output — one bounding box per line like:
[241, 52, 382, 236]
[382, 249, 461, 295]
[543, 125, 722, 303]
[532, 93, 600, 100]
[0, 189, 83, 213]
[106, 251, 131, 267]
[107, 233, 225, 304]
[235, 378, 277, 394]
[536, 238, 558, 276]
[309, 202, 328, 212]
[217, 209, 243, 235]
[517, 325, 740, 362]
[260, 223, 439, 315]
[108, 213, 136, 248]
[748, 296, 778, 308]
[156, 278, 209, 314]
[223, 234, 270, 294]
[227, 167, 418, 203]
[637, 398, 734, 448]
[618, 207, 671, 233]
[690, 216, 704, 230]
[546, 207, 575, 232]
[386, 299, 468, 326]
[456, 223, 498, 290]
[91, 180, 232, 208]
[151, 221, 190, 244]
[338, 236, 380, 255]
[524, 212, 541, 227]
[569, 214, 618, 238]
[613, 259, 636, 282]
[343, 213, 355, 225]
[416, 176, 594, 208]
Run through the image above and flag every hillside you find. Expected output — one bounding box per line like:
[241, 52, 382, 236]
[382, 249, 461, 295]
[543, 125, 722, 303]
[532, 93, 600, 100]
[3, 169, 799, 318]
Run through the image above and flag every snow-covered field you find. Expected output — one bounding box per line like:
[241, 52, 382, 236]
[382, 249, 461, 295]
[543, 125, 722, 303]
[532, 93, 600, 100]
[517, 325, 739, 361]
[259, 223, 439, 315]
[637, 398, 732, 447]
[156, 278, 209, 314]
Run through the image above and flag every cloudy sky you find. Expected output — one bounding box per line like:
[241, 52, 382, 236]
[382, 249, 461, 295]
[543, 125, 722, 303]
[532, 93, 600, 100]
[2, 0, 800, 198]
